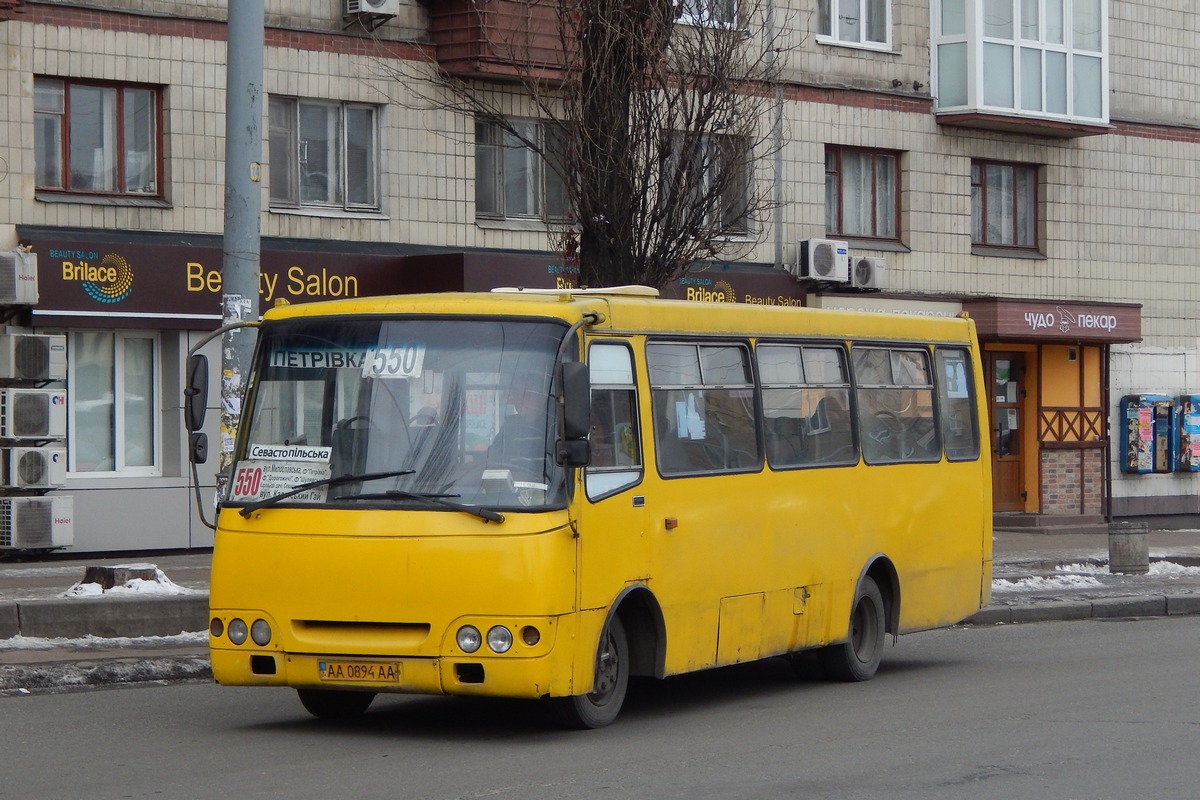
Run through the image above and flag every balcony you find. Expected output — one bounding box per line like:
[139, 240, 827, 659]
[931, 0, 1111, 139]
[427, 0, 565, 81]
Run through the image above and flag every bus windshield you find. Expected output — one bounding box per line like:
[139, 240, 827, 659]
[228, 317, 569, 513]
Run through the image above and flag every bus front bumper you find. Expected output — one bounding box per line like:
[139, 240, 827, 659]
[209, 647, 575, 700]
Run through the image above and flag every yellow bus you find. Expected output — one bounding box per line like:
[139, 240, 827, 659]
[191, 286, 991, 728]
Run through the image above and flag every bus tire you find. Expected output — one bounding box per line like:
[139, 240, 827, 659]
[557, 615, 629, 729]
[818, 575, 885, 682]
[297, 688, 376, 720]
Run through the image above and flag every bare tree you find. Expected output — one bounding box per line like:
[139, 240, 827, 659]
[409, 0, 787, 290]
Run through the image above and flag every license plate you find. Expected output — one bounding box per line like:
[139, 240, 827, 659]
[318, 660, 402, 683]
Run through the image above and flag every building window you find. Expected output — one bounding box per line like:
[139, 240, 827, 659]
[475, 119, 569, 222]
[269, 97, 379, 212]
[672, 133, 752, 236]
[933, 0, 1107, 123]
[67, 331, 160, 475]
[825, 146, 899, 240]
[817, 0, 891, 48]
[680, 0, 738, 27]
[34, 77, 160, 196]
[971, 160, 1038, 249]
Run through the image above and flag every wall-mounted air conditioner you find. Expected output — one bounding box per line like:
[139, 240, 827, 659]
[345, 0, 400, 18]
[795, 239, 851, 283]
[0, 496, 73, 550]
[0, 333, 67, 382]
[0, 251, 39, 306]
[0, 388, 67, 441]
[3, 446, 66, 489]
[852, 256, 888, 290]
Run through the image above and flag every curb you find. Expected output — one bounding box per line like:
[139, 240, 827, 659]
[0, 595, 208, 640]
[0, 656, 212, 695]
[965, 593, 1200, 625]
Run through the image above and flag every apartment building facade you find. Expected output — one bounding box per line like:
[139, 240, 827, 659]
[0, 0, 1196, 551]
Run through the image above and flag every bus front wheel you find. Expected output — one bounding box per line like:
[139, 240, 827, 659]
[558, 615, 629, 729]
[297, 688, 376, 720]
[818, 575, 885, 682]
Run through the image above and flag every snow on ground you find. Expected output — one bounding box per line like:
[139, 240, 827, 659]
[992, 559, 1200, 593]
[0, 632, 210, 693]
[60, 563, 203, 598]
[1148, 560, 1200, 577]
[1052, 560, 1200, 578]
[0, 630, 206, 651]
[992, 573, 1105, 593]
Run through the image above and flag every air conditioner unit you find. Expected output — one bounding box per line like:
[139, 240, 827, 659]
[3, 446, 66, 488]
[0, 495, 73, 550]
[0, 388, 67, 441]
[345, 0, 400, 17]
[0, 333, 67, 382]
[796, 239, 851, 283]
[0, 251, 39, 306]
[852, 256, 888, 290]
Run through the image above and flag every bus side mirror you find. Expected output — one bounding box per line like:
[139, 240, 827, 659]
[190, 432, 209, 465]
[184, 354, 208, 433]
[558, 361, 591, 467]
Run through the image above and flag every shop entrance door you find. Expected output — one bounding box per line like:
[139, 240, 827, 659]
[987, 353, 1025, 512]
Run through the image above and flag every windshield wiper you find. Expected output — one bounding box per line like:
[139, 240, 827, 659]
[343, 490, 505, 524]
[236, 469, 415, 518]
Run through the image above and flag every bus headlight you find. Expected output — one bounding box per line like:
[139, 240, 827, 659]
[456, 625, 482, 653]
[228, 618, 249, 645]
[250, 618, 272, 646]
[209, 618, 224, 638]
[486, 626, 513, 654]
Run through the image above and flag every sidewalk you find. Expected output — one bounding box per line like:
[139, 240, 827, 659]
[985, 527, 1200, 623]
[2, 529, 1200, 689]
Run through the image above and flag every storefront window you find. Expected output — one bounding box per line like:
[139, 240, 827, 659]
[68, 331, 160, 474]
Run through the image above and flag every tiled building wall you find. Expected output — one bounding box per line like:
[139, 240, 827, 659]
[1108, 3, 1200, 127]
[1, 0, 1197, 346]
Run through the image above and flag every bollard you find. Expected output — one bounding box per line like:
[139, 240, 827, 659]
[1108, 521, 1150, 575]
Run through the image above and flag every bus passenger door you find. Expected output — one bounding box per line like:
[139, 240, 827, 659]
[578, 342, 652, 614]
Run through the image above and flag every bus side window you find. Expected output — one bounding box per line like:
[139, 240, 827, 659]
[759, 344, 855, 468]
[586, 342, 643, 500]
[591, 389, 639, 468]
[648, 341, 758, 475]
[854, 347, 940, 464]
[811, 390, 855, 463]
[936, 348, 981, 461]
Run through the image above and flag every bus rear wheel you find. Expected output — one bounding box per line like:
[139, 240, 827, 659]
[818, 575, 885, 682]
[297, 688, 376, 720]
[557, 615, 629, 729]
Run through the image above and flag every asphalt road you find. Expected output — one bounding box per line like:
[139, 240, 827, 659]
[3, 616, 1199, 800]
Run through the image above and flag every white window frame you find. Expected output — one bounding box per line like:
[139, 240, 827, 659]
[932, 0, 1109, 124]
[66, 330, 162, 477]
[268, 96, 380, 213]
[679, 0, 738, 28]
[817, 0, 893, 51]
